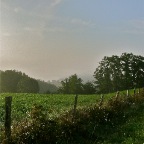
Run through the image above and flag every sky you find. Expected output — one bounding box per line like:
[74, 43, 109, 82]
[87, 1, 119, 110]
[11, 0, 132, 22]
[0, 0, 144, 81]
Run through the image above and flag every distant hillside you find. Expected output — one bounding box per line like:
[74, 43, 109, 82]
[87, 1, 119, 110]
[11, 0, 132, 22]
[0, 70, 39, 93]
[47, 80, 62, 87]
[37, 80, 58, 94]
[0, 70, 59, 94]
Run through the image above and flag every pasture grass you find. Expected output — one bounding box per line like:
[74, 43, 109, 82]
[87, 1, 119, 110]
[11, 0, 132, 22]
[0, 89, 138, 127]
[0, 88, 143, 143]
[0, 92, 114, 125]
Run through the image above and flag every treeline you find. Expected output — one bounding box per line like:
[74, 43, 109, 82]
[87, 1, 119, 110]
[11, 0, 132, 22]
[0, 70, 94, 94]
[59, 53, 144, 94]
[58, 74, 95, 94]
[37, 80, 58, 94]
[0, 53, 144, 94]
[0, 70, 39, 93]
[0, 70, 58, 93]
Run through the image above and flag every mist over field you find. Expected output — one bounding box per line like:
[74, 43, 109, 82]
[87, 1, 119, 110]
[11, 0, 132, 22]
[1, 1, 144, 143]
[1, 0, 144, 81]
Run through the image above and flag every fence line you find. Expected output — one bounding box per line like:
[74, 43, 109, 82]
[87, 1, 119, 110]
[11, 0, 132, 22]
[3, 88, 142, 141]
[134, 88, 136, 96]
[72, 94, 78, 122]
[127, 89, 129, 97]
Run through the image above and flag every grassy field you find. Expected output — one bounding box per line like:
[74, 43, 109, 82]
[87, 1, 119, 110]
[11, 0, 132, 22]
[0, 89, 144, 143]
[0, 89, 138, 126]
[0, 93, 110, 125]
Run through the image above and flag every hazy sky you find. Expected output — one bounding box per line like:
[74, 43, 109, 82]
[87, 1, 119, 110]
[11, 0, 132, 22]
[0, 0, 144, 81]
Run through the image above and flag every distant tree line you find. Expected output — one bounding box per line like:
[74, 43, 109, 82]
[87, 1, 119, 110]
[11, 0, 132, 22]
[0, 70, 39, 93]
[1, 53, 144, 94]
[58, 74, 95, 94]
[59, 53, 144, 94]
[37, 80, 58, 94]
[0, 70, 59, 94]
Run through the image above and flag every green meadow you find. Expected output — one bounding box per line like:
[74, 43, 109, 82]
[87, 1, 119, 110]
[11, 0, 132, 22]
[1, 89, 143, 143]
[0, 89, 137, 126]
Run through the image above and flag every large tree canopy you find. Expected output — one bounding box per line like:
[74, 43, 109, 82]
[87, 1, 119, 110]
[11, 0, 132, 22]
[94, 53, 144, 93]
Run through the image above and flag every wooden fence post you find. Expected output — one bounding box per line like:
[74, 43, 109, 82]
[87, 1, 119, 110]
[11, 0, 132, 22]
[126, 90, 129, 97]
[72, 94, 78, 122]
[5, 96, 12, 144]
[99, 94, 104, 107]
[115, 91, 119, 101]
[138, 88, 140, 95]
[134, 88, 136, 96]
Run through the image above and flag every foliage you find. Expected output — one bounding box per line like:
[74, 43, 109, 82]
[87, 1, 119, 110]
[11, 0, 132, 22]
[37, 80, 58, 94]
[17, 77, 39, 93]
[0, 70, 39, 93]
[59, 74, 96, 94]
[94, 53, 144, 93]
[82, 81, 96, 94]
[59, 74, 83, 94]
[0, 70, 24, 93]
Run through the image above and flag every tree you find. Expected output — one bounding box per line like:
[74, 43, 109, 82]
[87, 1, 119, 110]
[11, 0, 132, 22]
[17, 77, 39, 93]
[129, 54, 144, 88]
[120, 53, 144, 89]
[0, 70, 39, 93]
[59, 78, 70, 94]
[120, 53, 133, 89]
[94, 53, 144, 93]
[59, 74, 83, 94]
[108, 55, 123, 91]
[0, 70, 23, 93]
[37, 80, 58, 94]
[94, 56, 113, 93]
[83, 81, 95, 94]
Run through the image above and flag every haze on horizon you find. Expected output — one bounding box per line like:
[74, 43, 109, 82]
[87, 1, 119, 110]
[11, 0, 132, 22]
[0, 0, 144, 81]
